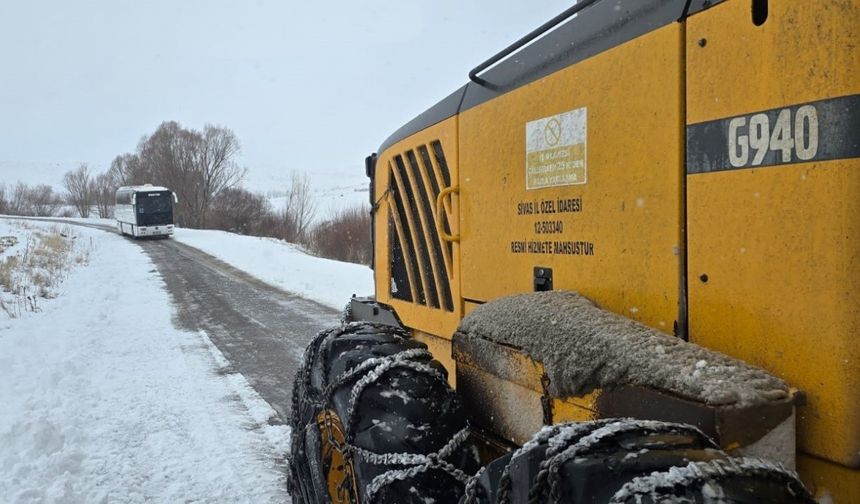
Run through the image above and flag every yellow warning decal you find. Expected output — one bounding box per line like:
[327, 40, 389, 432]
[526, 107, 587, 189]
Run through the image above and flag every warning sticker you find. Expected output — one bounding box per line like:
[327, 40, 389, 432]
[525, 107, 587, 190]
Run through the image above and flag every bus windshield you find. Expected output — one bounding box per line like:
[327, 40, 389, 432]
[137, 192, 172, 214]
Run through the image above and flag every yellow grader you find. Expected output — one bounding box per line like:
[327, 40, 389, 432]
[289, 0, 859, 502]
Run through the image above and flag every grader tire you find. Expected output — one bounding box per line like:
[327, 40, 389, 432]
[463, 418, 814, 504]
[289, 322, 480, 504]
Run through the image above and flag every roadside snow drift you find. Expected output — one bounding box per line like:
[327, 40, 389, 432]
[0, 220, 290, 503]
[173, 227, 373, 309]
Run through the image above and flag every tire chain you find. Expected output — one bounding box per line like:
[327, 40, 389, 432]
[300, 322, 477, 503]
[464, 417, 811, 504]
[494, 424, 567, 504]
[609, 457, 811, 503]
[461, 466, 487, 504]
[359, 427, 474, 502]
[298, 326, 811, 503]
[541, 420, 714, 504]
[527, 420, 623, 504]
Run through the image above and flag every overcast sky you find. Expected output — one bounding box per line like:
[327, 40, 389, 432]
[0, 1, 572, 190]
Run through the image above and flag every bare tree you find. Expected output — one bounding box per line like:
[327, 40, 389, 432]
[63, 163, 93, 218]
[194, 125, 245, 227]
[28, 185, 62, 217]
[108, 153, 146, 187]
[93, 172, 115, 218]
[126, 121, 245, 228]
[278, 171, 317, 242]
[138, 122, 196, 226]
[8, 182, 28, 215]
[0, 184, 7, 215]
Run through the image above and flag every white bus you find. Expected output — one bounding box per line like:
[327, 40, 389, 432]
[115, 185, 177, 238]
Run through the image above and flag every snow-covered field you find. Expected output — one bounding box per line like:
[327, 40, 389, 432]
[265, 180, 370, 226]
[173, 228, 373, 309]
[0, 220, 291, 503]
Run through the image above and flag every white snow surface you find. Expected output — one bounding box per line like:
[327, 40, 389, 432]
[0, 220, 290, 503]
[173, 227, 373, 310]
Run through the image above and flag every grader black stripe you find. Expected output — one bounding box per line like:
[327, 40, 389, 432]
[687, 93, 860, 174]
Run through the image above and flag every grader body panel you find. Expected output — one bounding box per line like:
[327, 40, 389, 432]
[685, 0, 860, 477]
[355, 0, 859, 500]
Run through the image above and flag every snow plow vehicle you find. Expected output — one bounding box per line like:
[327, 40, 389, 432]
[290, 0, 859, 502]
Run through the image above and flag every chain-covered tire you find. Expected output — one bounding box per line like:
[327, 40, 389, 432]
[289, 322, 481, 503]
[462, 418, 814, 504]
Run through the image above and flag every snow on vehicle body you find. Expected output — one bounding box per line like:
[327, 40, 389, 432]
[115, 185, 177, 238]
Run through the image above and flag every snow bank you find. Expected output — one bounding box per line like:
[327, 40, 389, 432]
[173, 227, 373, 309]
[0, 222, 290, 503]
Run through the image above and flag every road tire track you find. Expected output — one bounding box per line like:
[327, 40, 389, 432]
[141, 237, 338, 420]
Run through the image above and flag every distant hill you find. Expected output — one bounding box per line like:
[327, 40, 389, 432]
[0, 160, 107, 190]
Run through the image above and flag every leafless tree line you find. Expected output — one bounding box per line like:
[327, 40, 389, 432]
[0, 182, 67, 217]
[57, 163, 114, 218]
[3, 166, 371, 265]
[53, 121, 245, 225]
[5, 118, 371, 264]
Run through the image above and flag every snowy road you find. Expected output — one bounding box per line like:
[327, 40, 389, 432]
[0, 221, 299, 502]
[1, 218, 349, 502]
[139, 237, 339, 420]
[12, 217, 342, 421]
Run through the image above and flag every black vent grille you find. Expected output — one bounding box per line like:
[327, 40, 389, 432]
[388, 140, 454, 311]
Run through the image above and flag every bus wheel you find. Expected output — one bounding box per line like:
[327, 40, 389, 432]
[289, 322, 480, 503]
[463, 418, 814, 504]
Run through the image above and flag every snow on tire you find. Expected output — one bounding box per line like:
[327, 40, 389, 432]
[463, 418, 814, 504]
[289, 322, 480, 503]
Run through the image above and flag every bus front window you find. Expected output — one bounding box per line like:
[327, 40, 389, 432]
[137, 193, 172, 214]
